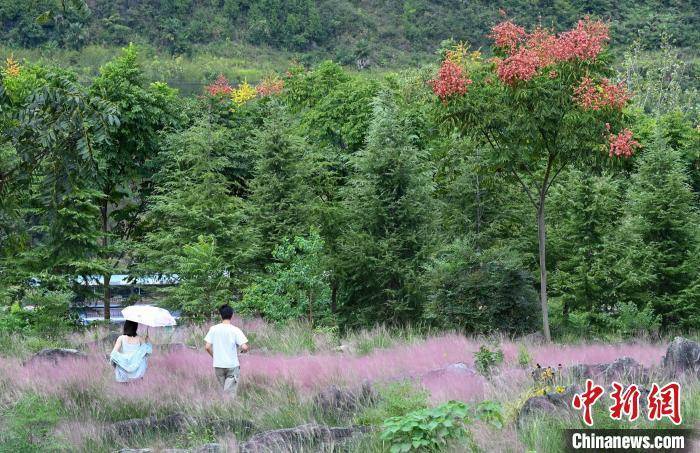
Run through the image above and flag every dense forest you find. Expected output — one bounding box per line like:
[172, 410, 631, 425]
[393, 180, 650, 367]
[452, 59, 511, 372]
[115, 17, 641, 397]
[0, 5, 698, 341]
[1, 0, 698, 56]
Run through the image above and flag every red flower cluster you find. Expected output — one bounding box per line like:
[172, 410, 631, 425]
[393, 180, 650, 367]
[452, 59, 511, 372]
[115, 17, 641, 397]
[256, 76, 285, 96]
[574, 77, 630, 110]
[489, 20, 526, 50]
[607, 125, 640, 158]
[205, 75, 233, 97]
[429, 60, 472, 100]
[496, 48, 540, 85]
[553, 18, 609, 61]
[490, 17, 610, 85]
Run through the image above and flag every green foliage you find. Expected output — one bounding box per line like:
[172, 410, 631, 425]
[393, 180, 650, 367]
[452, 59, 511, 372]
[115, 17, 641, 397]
[624, 137, 700, 326]
[517, 344, 532, 368]
[354, 381, 430, 426]
[380, 400, 475, 452]
[0, 0, 696, 69]
[474, 345, 504, 377]
[0, 288, 76, 337]
[165, 236, 231, 319]
[138, 118, 254, 288]
[611, 301, 661, 337]
[240, 231, 332, 325]
[337, 91, 435, 327]
[247, 103, 313, 262]
[474, 400, 505, 429]
[425, 237, 539, 335]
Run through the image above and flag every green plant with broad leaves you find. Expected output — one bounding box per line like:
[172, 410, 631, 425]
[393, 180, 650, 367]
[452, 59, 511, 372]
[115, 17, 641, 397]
[380, 400, 503, 452]
[474, 345, 504, 377]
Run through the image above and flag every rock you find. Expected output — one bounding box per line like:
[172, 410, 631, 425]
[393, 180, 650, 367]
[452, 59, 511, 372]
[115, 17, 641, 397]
[334, 344, 351, 354]
[108, 413, 195, 438]
[203, 416, 256, 436]
[517, 385, 580, 428]
[421, 362, 476, 380]
[313, 381, 376, 416]
[192, 444, 222, 453]
[238, 423, 369, 453]
[569, 357, 648, 383]
[27, 348, 87, 365]
[663, 337, 700, 377]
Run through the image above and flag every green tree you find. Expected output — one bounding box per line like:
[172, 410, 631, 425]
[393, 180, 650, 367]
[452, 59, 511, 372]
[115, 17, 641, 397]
[165, 236, 231, 319]
[0, 61, 116, 294]
[138, 119, 254, 301]
[89, 45, 177, 319]
[624, 136, 700, 326]
[240, 230, 331, 325]
[337, 91, 435, 327]
[548, 169, 625, 318]
[434, 22, 637, 341]
[247, 103, 313, 263]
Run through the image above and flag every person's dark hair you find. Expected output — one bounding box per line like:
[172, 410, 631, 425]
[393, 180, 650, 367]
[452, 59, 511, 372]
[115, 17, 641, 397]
[219, 304, 234, 320]
[123, 320, 138, 337]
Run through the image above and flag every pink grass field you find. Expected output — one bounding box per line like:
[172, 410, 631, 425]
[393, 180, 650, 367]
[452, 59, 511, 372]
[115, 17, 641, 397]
[0, 332, 667, 408]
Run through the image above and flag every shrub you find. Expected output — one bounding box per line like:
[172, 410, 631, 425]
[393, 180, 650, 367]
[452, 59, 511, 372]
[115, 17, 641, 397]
[567, 311, 591, 337]
[426, 240, 539, 335]
[380, 401, 475, 452]
[0, 290, 77, 337]
[612, 302, 661, 337]
[239, 232, 332, 325]
[474, 345, 504, 377]
[517, 344, 532, 368]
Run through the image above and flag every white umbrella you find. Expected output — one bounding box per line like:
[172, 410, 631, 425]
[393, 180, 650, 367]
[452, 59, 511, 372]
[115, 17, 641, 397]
[122, 305, 177, 327]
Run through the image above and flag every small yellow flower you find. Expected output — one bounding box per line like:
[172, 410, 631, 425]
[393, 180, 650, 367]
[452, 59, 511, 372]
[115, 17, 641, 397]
[446, 42, 471, 66]
[4, 55, 20, 78]
[231, 80, 257, 107]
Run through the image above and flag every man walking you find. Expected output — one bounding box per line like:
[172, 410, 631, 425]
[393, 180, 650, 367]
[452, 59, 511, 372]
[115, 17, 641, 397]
[205, 305, 249, 397]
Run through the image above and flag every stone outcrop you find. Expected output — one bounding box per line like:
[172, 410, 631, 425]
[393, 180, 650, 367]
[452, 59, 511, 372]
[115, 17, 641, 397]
[108, 413, 195, 438]
[313, 381, 376, 415]
[517, 386, 580, 428]
[238, 423, 369, 453]
[569, 357, 649, 383]
[27, 348, 87, 365]
[663, 337, 700, 377]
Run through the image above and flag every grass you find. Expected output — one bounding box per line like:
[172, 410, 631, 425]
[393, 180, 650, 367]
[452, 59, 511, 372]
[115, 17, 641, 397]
[0, 318, 696, 452]
[0, 42, 294, 96]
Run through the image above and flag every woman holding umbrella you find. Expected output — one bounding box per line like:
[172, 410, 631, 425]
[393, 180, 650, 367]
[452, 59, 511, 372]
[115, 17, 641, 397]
[110, 305, 176, 383]
[110, 320, 152, 383]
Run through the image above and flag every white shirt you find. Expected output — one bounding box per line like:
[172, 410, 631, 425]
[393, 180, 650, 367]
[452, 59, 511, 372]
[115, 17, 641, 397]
[204, 323, 248, 369]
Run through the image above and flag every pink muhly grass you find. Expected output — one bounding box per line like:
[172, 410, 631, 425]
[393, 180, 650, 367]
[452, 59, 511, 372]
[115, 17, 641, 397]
[421, 371, 486, 404]
[1, 328, 668, 419]
[525, 342, 665, 367]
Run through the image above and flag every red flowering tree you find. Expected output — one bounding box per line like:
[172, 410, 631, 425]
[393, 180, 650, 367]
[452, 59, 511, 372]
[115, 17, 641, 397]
[431, 18, 640, 341]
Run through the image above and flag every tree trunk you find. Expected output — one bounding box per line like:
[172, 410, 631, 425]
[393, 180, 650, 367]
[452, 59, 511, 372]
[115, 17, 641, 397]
[537, 198, 551, 342]
[101, 199, 110, 320]
[307, 291, 314, 327]
[330, 281, 337, 313]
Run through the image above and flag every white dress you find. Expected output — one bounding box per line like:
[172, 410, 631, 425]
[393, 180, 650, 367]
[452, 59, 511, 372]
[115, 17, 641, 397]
[114, 339, 148, 383]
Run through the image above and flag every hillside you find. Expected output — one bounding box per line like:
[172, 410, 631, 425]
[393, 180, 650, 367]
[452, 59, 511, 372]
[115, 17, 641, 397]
[2, 0, 698, 65]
